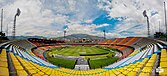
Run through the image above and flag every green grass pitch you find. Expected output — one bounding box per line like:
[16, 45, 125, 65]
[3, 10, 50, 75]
[49, 46, 111, 56]
[47, 46, 119, 69]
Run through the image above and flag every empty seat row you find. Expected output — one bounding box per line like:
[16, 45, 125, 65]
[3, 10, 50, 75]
[9, 52, 28, 76]
[159, 49, 167, 76]
[0, 49, 9, 76]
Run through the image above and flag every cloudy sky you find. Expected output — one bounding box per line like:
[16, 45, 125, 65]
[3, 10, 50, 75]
[0, 0, 166, 38]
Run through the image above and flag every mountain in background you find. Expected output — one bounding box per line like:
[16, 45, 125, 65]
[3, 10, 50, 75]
[6, 34, 104, 40]
[7, 36, 46, 40]
[56, 34, 104, 40]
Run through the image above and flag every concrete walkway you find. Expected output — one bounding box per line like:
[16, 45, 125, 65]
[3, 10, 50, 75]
[74, 57, 89, 70]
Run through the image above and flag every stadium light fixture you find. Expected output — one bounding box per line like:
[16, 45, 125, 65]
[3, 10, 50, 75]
[13, 8, 21, 39]
[143, 10, 150, 37]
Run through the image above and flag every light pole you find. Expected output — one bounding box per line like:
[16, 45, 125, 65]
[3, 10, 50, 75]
[159, 21, 161, 32]
[6, 24, 8, 36]
[13, 8, 21, 39]
[143, 10, 150, 37]
[1, 9, 3, 33]
[64, 30, 66, 41]
[103, 30, 106, 39]
[164, 2, 167, 41]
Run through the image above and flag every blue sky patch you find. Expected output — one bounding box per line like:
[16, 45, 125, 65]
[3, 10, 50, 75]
[93, 13, 123, 32]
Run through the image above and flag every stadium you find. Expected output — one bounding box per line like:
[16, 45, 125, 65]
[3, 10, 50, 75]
[0, 0, 167, 76]
[1, 36, 167, 76]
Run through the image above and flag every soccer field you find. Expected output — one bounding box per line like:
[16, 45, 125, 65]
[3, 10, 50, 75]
[50, 46, 111, 56]
[47, 46, 119, 69]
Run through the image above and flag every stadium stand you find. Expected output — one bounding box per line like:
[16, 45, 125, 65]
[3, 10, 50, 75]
[0, 37, 167, 76]
[9, 40, 36, 51]
[116, 38, 130, 45]
[98, 40, 108, 44]
[105, 40, 113, 44]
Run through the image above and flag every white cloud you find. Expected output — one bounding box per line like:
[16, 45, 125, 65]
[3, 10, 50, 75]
[96, 23, 110, 28]
[84, 19, 93, 23]
[1, 0, 166, 38]
[40, 0, 102, 23]
[98, 0, 167, 36]
[0, 0, 104, 37]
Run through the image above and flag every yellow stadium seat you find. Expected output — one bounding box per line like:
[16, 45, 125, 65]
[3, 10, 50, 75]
[27, 70, 37, 75]
[112, 70, 121, 75]
[17, 70, 28, 76]
[160, 62, 167, 68]
[15, 65, 24, 70]
[37, 71, 44, 75]
[109, 70, 116, 76]
[117, 74, 125, 76]
[133, 68, 141, 72]
[32, 73, 40, 76]
[0, 57, 7, 62]
[0, 61, 8, 67]
[118, 69, 124, 72]
[123, 67, 128, 70]
[136, 62, 141, 64]
[143, 58, 149, 62]
[122, 70, 129, 75]
[160, 58, 167, 62]
[127, 71, 137, 76]
[32, 66, 37, 69]
[131, 65, 136, 68]
[50, 70, 57, 76]
[0, 67, 9, 76]
[139, 72, 150, 76]
[140, 62, 145, 65]
[45, 68, 52, 75]
[148, 59, 155, 63]
[38, 66, 45, 71]
[129, 64, 133, 66]
[13, 62, 21, 66]
[127, 68, 133, 71]
[102, 71, 110, 76]
[25, 66, 33, 70]
[159, 68, 167, 76]
[142, 67, 152, 73]
[145, 62, 154, 67]
[137, 64, 144, 68]
[35, 69, 40, 73]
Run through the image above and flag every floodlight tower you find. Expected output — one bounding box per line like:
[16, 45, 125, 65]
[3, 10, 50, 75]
[64, 30, 66, 41]
[1, 9, 3, 33]
[6, 24, 8, 36]
[159, 21, 161, 32]
[13, 8, 21, 39]
[143, 10, 150, 37]
[164, 2, 167, 41]
[103, 30, 106, 39]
